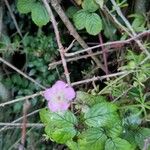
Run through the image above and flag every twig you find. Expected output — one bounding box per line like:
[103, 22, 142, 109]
[0, 57, 46, 89]
[0, 91, 43, 107]
[4, 0, 23, 38]
[49, 50, 116, 69]
[42, 0, 71, 84]
[20, 101, 31, 150]
[65, 30, 150, 57]
[71, 71, 128, 86]
[110, 0, 150, 59]
[98, 33, 109, 75]
[0, 122, 44, 127]
[143, 137, 150, 150]
[0, 109, 40, 132]
[49, 0, 106, 72]
[65, 39, 76, 52]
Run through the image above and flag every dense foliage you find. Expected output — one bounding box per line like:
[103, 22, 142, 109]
[0, 0, 150, 149]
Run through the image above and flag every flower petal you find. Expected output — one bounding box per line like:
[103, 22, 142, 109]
[52, 80, 67, 91]
[44, 88, 54, 101]
[64, 86, 76, 101]
[48, 101, 70, 112]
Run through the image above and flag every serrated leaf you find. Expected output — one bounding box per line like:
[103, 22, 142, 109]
[123, 129, 137, 149]
[66, 140, 80, 150]
[84, 102, 119, 127]
[95, 0, 104, 8]
[75, 91, 106, 106]
[73, 10, 88, 30]
[105, 121, 123, 138]
[135, 128, 150, 149]
[66, 6, 79, 18]
[45, 125, 77, 144]
[17, 0, 35, 14]
[39, 108, 52, 125]
[105, 138, 133, 150]
[78, 128, 107, 150]
[31, 3, 50, 27]
[40, 109, 78, 144]
[40, 108, 78, 126]
[82, 0, 99, 12]
[85, 13, 102, 35]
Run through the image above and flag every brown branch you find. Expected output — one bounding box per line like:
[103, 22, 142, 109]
[19, 101, 31, 150]
[49, 0, 106, 72]
[49, 50, 116, 69]
[42, 0, 71, 84]
[98, 33, 109, 75]
[65, 30, 150, 56]
[71, 71, 128, 86]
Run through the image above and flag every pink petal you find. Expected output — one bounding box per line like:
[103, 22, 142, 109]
[64, 86, 76, 101]
[44, 88, 54, 101]
[48, 101, 70, 112]
[52, 80, 67, 91]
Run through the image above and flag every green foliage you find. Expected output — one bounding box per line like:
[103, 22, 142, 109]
[75, 91, 106, 106]
[17, 1, 50, 27]
[73, 10, 88, 30]
[17, 0, 35, 14]
[82, 0, 99, 12]
[78, 128, 107, 150]
[85, 13, 102, 35]
[95, 0, 104, 8]
[105, 138, 133, 150]
[66, 6, 79, 18]
[73, 10, 102, 35]
[40, 109, 78, 143]
[31, 2, 50, 27]
[135, 128, 150, 149]
[84, 102, 119, 128]
[130, 14, 146, 32]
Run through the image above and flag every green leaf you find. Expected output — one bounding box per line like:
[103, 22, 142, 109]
[73, 10, 88, 30]
[84, 102, 119, 128]
[82, 0, 99, 12]
[85, 13, 102, 35]
[31, 2, 50, 27]
[135, 128, 150, 149]
[17, 0, 35, 14]
[75, 91, 106, 106]
[66, 6, 79, 18]
[123, 129, 137, 149]
[39, 108, 52, 125]
[45, 125, 77, 144]
[40, 109, 78, 143]
[78, 128, 107, 150]
[131, 14, 146, 32]
[105, 138, 133, 150]
[66, 140, 80, 150]
[95, 0, 104, 8]
[105, 121, 123, 138]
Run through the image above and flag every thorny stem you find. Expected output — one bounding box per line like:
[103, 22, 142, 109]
[98, 33, 109, 75]
[42, 0, 71, 84]
[65, 30, 150, 57]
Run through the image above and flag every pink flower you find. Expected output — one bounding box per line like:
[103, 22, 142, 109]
[44, 80, 76, 112]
